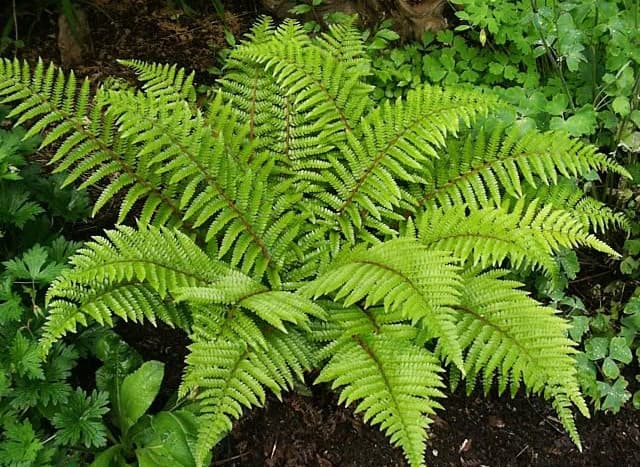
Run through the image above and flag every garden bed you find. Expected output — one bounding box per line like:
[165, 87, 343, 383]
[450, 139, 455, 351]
[8, 0, 640, 465]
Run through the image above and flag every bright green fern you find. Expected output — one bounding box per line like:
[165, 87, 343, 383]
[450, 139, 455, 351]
[0, 17, 630, 467]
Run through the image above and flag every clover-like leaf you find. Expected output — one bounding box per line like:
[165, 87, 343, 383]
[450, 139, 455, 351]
[609, 336, 633, 364]
[601, 357, 620, 379]
[585, 336, 609, 361]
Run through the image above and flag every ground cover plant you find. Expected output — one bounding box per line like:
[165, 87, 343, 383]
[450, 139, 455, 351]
[0, 16, 632, 466]
[0, 114, 105, 465]
[368, 0, 640, 154]
[0, 102, 197, 467]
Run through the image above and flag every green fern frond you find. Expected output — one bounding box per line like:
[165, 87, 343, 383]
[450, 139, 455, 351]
[182, 326, 315, 466]
[103, 89, 300, 278]
[522, 179, 630, 233]
[231, 19, 373, 141]
[316, 20, 370, 65]
[417, 198, 618, 277]
[303, 85, 494, 245]
[174, 273, 326, 332]
[304, 239, 464, 369]
[455, 269, 588, 449]
[0, 59, 189, 229]
[414, 123, 630, 211]
[316, 333, 445, 467]
[42, 225, 227, 353]
[309, 302, 417, 361]
[117, 59, 197, 103]
[0, 59, 90, 138]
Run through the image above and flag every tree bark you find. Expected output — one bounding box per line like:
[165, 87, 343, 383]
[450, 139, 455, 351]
[259, 0, 448, 40]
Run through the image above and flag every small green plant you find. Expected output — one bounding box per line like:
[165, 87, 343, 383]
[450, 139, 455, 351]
[89, 356, 204, 467]
[0, 107, 90, 260]
[0, 240, 113, 465]
[567, 292, 640, 413]
[0, 18, 631, 466]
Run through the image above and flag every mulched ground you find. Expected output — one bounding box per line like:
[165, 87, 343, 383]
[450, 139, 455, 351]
[117, 318, 640, 467]
[8, 1, 640, 465]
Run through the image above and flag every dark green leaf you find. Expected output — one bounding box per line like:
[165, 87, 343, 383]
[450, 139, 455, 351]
[585, 337, 609, 360]
[609, 336, 633, 364]
[602, 357, 620, 379]
[569, 316, 590, 342]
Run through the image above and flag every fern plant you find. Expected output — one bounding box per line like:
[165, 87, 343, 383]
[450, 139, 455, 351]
[0, 18, 630, 466]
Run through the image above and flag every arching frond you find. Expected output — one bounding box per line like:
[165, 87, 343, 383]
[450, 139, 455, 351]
[303, 85, 494, 245]
[42, 225, 227, 353]
[181, 320, 315, 466]
[174, 274, 327, 332]
[316, 333, 445, 467]
[455, 269, 589, 449]
[117, 59, 197, 103]
[316, 20, 370, 65]
[417, 198, 619, 277]
[103, 89, 299, 278]
[521, 179, 630, 233]
[414, 123, 630, 211]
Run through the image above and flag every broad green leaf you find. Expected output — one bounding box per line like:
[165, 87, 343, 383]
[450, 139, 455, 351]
[551, 106, 597, 137]
[569, 316, 590, 342]
[546, 94, 568, 116]
[598, 377, 630, 413]
[612, 96, 631, 116]
[624, 241, 640, 257]
[134, 411, 200, 467]
[118, 361, 164, 433]
[620, 256, 639, 275]
[90, 445, 124, 467]
[601, 357, 620, 379]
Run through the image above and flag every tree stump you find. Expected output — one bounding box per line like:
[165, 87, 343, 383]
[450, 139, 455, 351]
[259, 0, 448, 40]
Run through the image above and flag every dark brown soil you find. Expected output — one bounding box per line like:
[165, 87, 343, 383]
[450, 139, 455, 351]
[119, 319, 640, 467]
[8, 2, 640, 466]
[14, 0, 257, 84]
[225, 388, 640, 467]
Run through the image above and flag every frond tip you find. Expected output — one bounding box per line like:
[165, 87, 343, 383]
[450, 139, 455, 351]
[316, 334, 445, 467]
[455, 270, 589, 449]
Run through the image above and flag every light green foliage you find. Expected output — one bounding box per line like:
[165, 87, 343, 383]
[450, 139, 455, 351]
[369, 0, 640, 154]
[0, 18, 629, 466]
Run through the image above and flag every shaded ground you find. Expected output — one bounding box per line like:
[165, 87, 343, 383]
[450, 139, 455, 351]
[224, 388, 640, 467]
[15, 0, 256, 84]
[9, 1, 640, 466]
